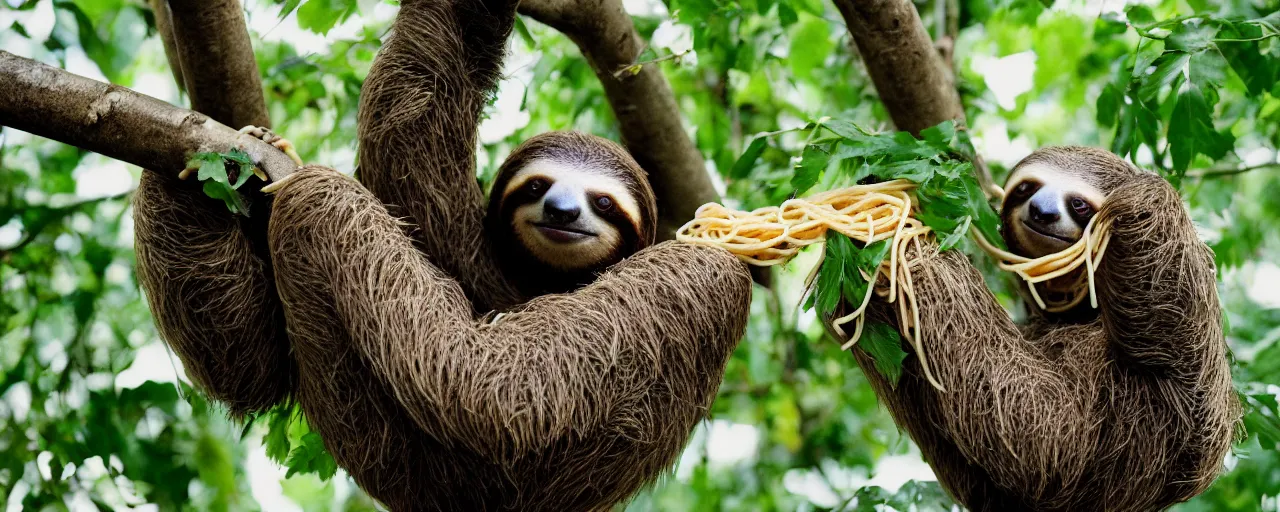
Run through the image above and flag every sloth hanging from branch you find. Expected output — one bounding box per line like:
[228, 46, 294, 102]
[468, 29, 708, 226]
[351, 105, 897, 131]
[128, 0, 751, 509]
[850, 149, 1241, 511]
[680, 137, 1241, 509]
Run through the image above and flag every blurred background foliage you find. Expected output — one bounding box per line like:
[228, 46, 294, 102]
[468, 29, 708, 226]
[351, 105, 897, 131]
[1, 0, 1278, 510]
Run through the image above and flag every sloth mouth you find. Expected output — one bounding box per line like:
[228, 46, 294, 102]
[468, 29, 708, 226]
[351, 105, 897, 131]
[533, 223, 597, 243]
[1021, 219, 1077, 244]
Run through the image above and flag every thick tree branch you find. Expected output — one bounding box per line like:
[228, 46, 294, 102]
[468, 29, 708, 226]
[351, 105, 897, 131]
[0, 51, 296, 181]
[165, 0, 271, 129]
[833, 0, 962, 135]
[832, 0, 996, 195]
[518, 0, 719, 240]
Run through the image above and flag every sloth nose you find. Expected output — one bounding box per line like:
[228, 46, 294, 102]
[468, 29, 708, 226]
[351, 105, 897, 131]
[1028, 196, 1060, 225]
[543, 194, 581, 225]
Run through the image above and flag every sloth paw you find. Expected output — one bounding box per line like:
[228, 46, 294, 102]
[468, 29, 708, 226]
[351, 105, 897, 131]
[176, 126, 304, 182]
[239, 125, 305, 167]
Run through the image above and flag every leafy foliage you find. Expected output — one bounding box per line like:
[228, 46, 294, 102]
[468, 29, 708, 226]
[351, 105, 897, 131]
[798, 119, 998, 386]
[186, 150, 260, 216]
[2, 0, 1279, 510]
[1097, 6, 1278, 183]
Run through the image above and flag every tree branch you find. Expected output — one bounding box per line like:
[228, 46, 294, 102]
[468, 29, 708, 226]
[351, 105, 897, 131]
[1187, 162, 1280, 178]
[831, 0, 997, 196]
[518, 0, 720, 240]
[0, 51, 296, 181]
[149, 0, 186, 92]
[165, 0, 271, 129]
[833, 0, 962, 135]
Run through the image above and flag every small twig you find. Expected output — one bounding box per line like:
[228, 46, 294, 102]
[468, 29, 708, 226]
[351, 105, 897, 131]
[0, 190, 134, 259]
[611, 49, 692, 79]
[1187, 162, 1280, 178]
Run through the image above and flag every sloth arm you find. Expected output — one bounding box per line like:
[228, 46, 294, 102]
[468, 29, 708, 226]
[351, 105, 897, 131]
[862, 245, 1106, 498]
[267, 166, 752, 464]
[356, 0, 522, 311]
[1092, 172, 1222, 375]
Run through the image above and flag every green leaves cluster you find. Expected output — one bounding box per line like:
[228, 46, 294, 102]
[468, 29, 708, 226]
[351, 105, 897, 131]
[244, 404, 338, 481]
[185, 150, 259, 216]
[792, 119, 1001, 387]
[1098, 7, 1279, 181]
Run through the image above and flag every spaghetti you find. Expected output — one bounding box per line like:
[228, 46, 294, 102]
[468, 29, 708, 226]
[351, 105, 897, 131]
[675, 179, 1112, 391]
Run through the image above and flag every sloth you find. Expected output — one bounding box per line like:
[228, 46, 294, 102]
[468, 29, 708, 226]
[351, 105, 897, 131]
[847, 147, 1240, 511]
[245, 0, 752, 509]
[485, 132, 659, 296]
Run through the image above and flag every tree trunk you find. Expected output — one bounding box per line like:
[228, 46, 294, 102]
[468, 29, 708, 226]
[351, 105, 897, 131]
[831, 0, 996, 195]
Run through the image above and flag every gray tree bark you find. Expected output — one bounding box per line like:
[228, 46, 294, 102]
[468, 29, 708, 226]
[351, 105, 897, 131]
[0, 51, 296, 181]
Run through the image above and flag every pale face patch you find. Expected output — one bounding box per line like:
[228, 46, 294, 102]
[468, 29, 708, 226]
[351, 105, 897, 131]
[1003, 162, 1109, 258]
[502, 160, 637, 271]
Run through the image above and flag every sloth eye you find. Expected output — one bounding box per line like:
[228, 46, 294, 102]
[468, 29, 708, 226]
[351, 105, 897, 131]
[526, 178, 549, 194]
[1013, 181, 1034, 196]
[593, 196, 613, 211]
[1070, 197, 1094, 218]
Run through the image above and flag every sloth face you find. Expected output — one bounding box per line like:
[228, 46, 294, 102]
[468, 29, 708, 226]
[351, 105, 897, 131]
[1000, 162, 1108, 258]
[499, 160, 647, 271]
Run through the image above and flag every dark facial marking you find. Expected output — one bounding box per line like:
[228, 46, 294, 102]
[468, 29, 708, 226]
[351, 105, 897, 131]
[592, 193, 614, 213]
[1068, 196, 1095, 223]
[1006, 179, 1041, 207]
[521, 177, 551, 201]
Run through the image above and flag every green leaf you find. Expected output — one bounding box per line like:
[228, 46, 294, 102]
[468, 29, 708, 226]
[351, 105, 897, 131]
[264, 409, 293, 464]
[777, 3, 797, 27]
[856, 322, 909, 388]
[1111, 103, 1137, 157]
[296, 0, 353, 35]
[1096, 82, 1122, 128]
[823, 119, 869, 140]
[197, 157, 229, 185]
[791, 144, 830, 194]
[731, 137, 768, 179]
[1167, 85, 1234, 173]
[284, 432, 338, 480]
[188, 150, 259, 216]
[789, 16, 834, 80]
[1124, 5, 1156, 27]
[202, 180, 249, 216]
[514, 17, 537, 49]
[1165, 20, 1217, 53]
[1131, 39, 1165, 78]
[1137, 51, 1190, 100]
[1188, 50, 1229, 88]
[1219, 36, 1280, 97]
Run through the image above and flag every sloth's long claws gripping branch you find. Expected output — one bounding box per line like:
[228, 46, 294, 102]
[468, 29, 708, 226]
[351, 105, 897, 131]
[677, 179, 1113, 391]
[0, 51, 299, 183]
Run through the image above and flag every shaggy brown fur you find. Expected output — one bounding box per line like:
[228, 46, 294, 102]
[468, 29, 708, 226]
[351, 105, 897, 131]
[486, 131, 660, 295]
[130, 0, 753, 507]
[268, 166, 751, 510]
[849, 148, 1240, 511]
[262, 0, 751, 509]
[133, 173, 295, 416]
[355, 0, 524, 313]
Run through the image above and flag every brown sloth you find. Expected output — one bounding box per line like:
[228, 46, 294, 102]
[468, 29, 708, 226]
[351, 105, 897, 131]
[848, 147, 1240, 511]
[254, 0, 751, 510]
